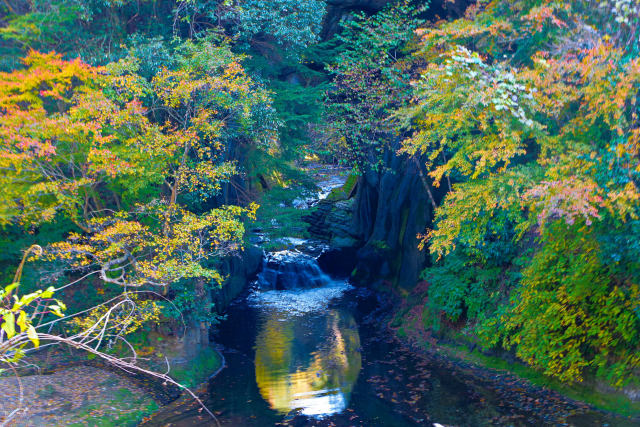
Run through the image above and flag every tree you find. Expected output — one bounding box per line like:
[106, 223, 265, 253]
[0, 42, 273, 422]
[1, 42, 270, 291]
[400, 0, 640, 385]
[215, 0, 326, 53]
[0, 245, 217, 425]
[324, 1, 425, 172]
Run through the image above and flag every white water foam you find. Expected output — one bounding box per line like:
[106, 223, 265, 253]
[247, 281, 352, 316]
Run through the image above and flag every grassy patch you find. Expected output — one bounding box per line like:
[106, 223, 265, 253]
[169, 346, 223, 388]
[65, 387, 158, 427]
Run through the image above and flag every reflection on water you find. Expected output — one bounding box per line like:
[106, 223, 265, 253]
[143, 281, 634, 427]
[142, 242, 632, 427]
[254, 305, 361, 417]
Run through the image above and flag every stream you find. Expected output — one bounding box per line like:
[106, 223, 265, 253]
[145, 247, 634, 426]
[142, 171, 636, 426]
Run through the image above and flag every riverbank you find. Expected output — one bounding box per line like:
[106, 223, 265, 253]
[437, 340, 640, 420]
[0, 338, 224, 426]
[387, 286, 640, 423]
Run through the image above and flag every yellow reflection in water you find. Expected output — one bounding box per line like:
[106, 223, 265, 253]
[254, 309, 361, 417]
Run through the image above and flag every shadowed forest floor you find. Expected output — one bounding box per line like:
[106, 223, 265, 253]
[0, 366, 157, 426]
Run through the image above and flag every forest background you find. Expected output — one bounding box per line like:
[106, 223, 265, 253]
[1, 0, 639, 412]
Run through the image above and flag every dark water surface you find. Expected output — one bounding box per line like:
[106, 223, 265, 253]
[146, 252, 636, 427]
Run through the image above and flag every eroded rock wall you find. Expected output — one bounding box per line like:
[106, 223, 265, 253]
[352, 151, 442, 290]
[212, 245, 263, 311]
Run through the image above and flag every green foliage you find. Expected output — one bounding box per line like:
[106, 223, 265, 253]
[481, 222, 640, 386]
[0, 0, 178, 67]
[242, 41, 332, 162]
[422, 250, 516, 330]
[0, 0, 332, 361]
[0, 39, 267, 350]
[426, 167, 536, 260]
[400, 0, 640, 387]
[0, 246, 66, 363]
[324, 1, 426, 170]
[217, 0, 326, 53]
[250, 185, 315, 243]
[163, 277, 223, 324]
[0, 217, 77, 284]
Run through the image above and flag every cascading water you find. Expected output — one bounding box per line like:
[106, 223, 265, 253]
[246, 248, 359, 418]
[248, 249, 353, 315]
[256, 250, 335, 290]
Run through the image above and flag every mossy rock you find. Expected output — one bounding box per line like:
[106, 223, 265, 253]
[326, 173, 358, 201]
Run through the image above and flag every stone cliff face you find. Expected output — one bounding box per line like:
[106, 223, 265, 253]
[212, 245, 263, 311]
[328, 0, 473, 291]
[351, 151, 442, 290]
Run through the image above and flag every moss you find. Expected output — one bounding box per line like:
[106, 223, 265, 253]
[250, 186, 314, 241]
[169, 346, 223, 388]
[369, 240, 390, 250]
[326, 173, 358, 201]
[65, 388, 158, 427]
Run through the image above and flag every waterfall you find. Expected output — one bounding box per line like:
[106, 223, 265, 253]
[248, 250, 351, 315]
[256, 250, 334, 290]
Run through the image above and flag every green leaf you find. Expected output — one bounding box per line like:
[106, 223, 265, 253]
[26, 325, 39, 347]
[17, 310, 27, 330]
[49, 304, 65, 317]
[2, 312, 16, 338]
[4, 282, 20, 296]
[41, 287, 56, 299]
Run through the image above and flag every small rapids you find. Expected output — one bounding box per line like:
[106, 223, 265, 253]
[256, 250, 335, 290]
[247, 283, 352, 315]
[249, 250, 352, 315]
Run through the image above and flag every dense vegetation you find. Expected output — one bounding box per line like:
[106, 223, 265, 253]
[0, 0, 327, 387]
[326, 0, 640, 389]
[1, 0, 639, 421]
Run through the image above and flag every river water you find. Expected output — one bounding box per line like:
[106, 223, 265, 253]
[145, 168, 636, 426]
[145, 249, 635, 426]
